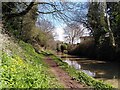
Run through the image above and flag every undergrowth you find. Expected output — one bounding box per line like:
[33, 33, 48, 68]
[0, 40, 63, 88]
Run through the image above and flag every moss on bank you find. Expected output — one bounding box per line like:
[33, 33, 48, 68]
[0, 41, 63, 88]
[47, 53, 114, 90]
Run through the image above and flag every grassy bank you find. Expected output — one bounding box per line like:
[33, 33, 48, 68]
[0, 41, 63, 88]
[47, 53, 114, 90]
[0, 38, 115, 89]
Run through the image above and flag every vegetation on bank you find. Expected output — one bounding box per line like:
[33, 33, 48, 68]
[67, 39, 117, 61]
[47, 53, 114, 90]
[1, 1, 119, 89]
[0, 41, 63, 88]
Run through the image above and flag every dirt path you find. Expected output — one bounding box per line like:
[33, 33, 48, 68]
[44, 56, 84, 88]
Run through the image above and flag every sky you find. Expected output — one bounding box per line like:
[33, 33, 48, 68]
[53, 20, 67, 42]
[1, 0, 120, 2]
[36, 0, 88, 2]
[54, 27, 65, 41]
[54, 23, 90, 43]
[38, 1, 89, 43]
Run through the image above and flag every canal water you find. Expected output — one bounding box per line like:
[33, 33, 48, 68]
[57, 53, 119, 88]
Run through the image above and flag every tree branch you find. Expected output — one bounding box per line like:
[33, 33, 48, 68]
[3, 1, 64, 19]
[37, 10, 61, 14]
[3, 0, 35, 19]
[34, 2, 56, 8]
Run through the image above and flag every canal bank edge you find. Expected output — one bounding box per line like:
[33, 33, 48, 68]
[42, 51, 115, 90]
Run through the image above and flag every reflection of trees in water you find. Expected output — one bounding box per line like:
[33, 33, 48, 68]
[61, 55, 119, 80]
[64, 59, 81, 70]
[79, 62, 119, 79]
[59, 54, 119, 88]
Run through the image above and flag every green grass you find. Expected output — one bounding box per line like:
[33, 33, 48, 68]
[0, 40, 63, 88]
[0, 39, 115, 89]
[48, 53, 114, 90]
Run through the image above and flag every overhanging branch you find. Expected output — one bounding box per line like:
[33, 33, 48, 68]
[3, 0, 35, 19]
[3, 1, 64, 19]
[37, 10, 61, 14]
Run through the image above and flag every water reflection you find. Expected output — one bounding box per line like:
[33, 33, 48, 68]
[57, 53, 119, 88]
[64, 59, 96, 77]
[64, 59, 81, 70]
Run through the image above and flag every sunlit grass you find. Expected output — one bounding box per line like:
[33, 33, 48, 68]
[0, 41, 63, 88]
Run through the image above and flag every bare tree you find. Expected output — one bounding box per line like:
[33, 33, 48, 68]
[2, 1, 65, 19]
[64, 22, 84, 44]
[36, 19, 54, 34]
[3, 1, 89, 25]
[2, 1, 89, 44]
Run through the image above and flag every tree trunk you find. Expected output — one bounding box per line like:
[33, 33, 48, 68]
[100, 1, 116, 47]
[106, 13, 116, 47]
[71, 37, 74, 45]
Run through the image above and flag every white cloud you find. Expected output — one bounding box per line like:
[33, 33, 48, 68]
[55, 27, 65, 41]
